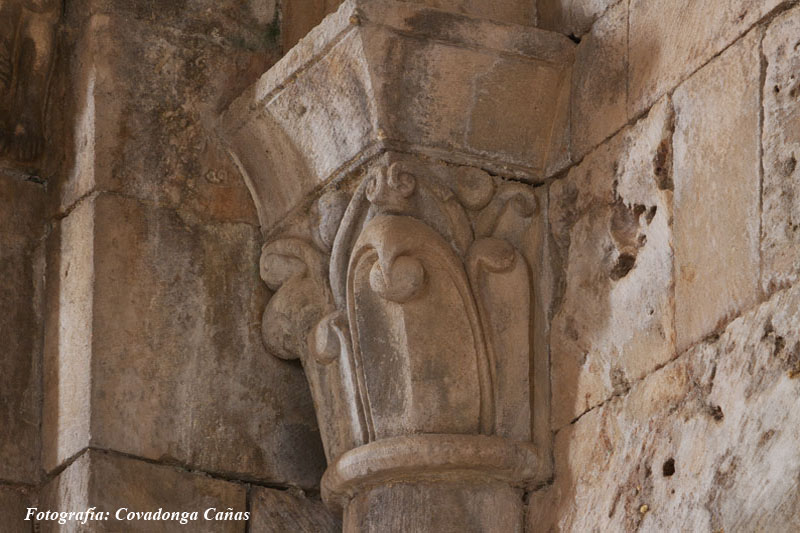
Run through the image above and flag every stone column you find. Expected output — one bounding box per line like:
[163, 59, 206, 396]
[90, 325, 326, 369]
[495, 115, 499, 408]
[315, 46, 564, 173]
[223, 1, 574, 530]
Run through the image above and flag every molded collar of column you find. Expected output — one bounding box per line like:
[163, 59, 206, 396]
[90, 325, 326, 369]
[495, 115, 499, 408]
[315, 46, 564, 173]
[320, 433, 543, 511]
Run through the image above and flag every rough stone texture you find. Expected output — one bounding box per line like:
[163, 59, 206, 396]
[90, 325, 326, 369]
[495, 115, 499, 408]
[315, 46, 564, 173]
[570, 1, 627, 160]
[66, 0, 279, 44]
[40, 450, 247, 532]
[0, 485, 35, 532]
[762, 6, 800, 294]
[6, 0, 800, 530]
[0, 175, 44, 484]
[282, 0, 538, 52]
[249, 487, 340, 532]
[42, 197, 94, 471]
[224, 0, 573, 230]
[282, 0, 341, 51]
[628, 0, 782, 117]
[550, 98, 675, 428]
[54, 10, 275, 224]
[529, 281, 800, 532]
[234, 8, 562, 513]
[39, 454, 90, 532]
[673, 29, 761, 353]
[538, 0, 620, 37]
[0, 0, 60, 164]
[43, 193, 326, 485]
[38, 0, 328, 493]
[403, 0, 537, 25]
[344, 483, 524, 533]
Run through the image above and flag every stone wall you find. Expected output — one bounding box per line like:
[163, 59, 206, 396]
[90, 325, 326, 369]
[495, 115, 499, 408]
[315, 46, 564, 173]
[1, 0, 341, 531]
[0, 172, 45, 531]
[530, 0, 800, 530]
[1, 0, 798, 531]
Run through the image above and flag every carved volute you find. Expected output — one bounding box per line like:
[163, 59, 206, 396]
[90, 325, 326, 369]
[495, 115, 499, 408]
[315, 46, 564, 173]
[222, 0, 574, 528]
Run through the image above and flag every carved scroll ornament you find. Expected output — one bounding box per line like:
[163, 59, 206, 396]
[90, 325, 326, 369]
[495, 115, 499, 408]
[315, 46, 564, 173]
[260, 153, 542, 507]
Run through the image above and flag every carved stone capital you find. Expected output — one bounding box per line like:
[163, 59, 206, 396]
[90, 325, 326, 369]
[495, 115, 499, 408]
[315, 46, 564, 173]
[222, 1, 573, 528]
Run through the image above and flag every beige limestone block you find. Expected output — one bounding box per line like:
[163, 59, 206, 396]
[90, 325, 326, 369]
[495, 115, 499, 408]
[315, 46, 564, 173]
[39, 454, 90, 533]
[762, 6, 800, 294]
[223, 0, 573, 231]
[0, 176, 44, 483]
[42, 196, 94, 472]
[549, 98, 675, 428]
[86, 193, 324, 486]
[282, 0, 537, 52]
[41, 450, 246, 533]
[344, 483, 524, 532]
[629, 0, 782, 117]
[249, 487, 340, 532]
[538, 0, 621, 37]
[528, 281, 800, 532]
[56, 13, 274, 224]
[571, 1, 628, 160]
[672, 29, 761, 353]
[0, 486, 35, 532]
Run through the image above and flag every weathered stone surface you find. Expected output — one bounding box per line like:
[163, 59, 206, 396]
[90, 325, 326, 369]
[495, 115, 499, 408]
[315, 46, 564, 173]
[55, 12, 275, 223]
[570, 1, 627, 160]
[41, 450, 247, 532]
[282, 0, 341, 51]
[629, 0, 782, 116]
[673, 29, 761, 352]
[762, 6, 800, 294]
[538, 0, 620, 37]
[39, 453, 90, 532]
[250, 487, 340, 532]
[259, 152, 549, 470]
[344, 483, 524, 533]
[43, 193, 325, 486]
[0, 0, 60, 164]
[89, 193, 325, 485]
[224, 0, 573, 230]
[528, 281, 800, 532]
[0, 175, 43, 483]
[404, 0, 537, 25]
[0, 485, 35, 532]
[282, 0, 538, 52]
[43, 196, 94, 471]
[549, 98, 675, 428]
[65, 0, 278, 51]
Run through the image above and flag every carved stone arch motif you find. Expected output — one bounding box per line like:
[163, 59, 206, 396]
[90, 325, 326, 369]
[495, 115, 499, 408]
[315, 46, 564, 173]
[346, 214, 492, 440]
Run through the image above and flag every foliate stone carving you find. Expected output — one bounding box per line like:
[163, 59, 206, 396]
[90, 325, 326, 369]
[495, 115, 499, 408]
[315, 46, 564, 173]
[260, 152, 542, 506]
[0, 0, 60, 161]
[223, 1, 572, 524]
